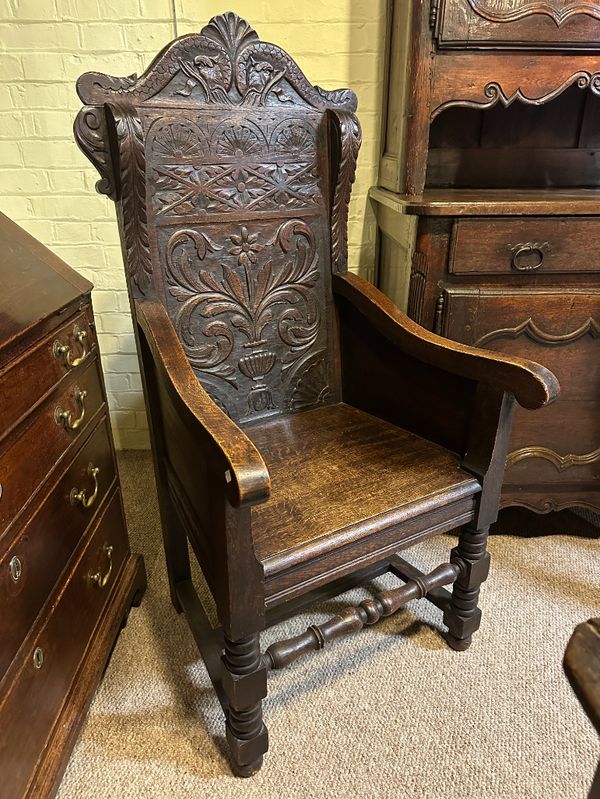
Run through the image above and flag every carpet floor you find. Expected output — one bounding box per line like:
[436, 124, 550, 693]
[56, 451, 599, 799]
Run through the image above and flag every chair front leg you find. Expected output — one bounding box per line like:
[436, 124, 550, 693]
[222, 633, 269, 777]
[443, 524, 491, 651]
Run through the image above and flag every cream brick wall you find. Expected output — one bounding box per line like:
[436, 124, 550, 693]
[0, 0, 387, 448]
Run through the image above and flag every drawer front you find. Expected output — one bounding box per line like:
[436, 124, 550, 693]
[0, 490, 128, 799]
[0, 417, 116, 679]
[449, 217, 600, 276]
[437, 1, 600, 49]
[442, 287, 600, 485]
[0, 357, 105, 538]
[0, 306, 97, 445]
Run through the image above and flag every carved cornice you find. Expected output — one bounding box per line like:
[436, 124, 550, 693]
[432, 70, 600, 120]
[474, 316, 600, 348]
[468, 0, 600, 27]
[76, 12, 357, 112]
[329, 109, 361, 274]
[506, 445, 600, 472]
[106, 103, 152, 296]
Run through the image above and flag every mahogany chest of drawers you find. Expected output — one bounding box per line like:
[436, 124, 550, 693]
[0, 213, 146, 799]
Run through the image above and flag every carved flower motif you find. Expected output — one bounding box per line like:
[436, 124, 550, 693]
[228, 226, 263, 266]
[223, 167, 270, 207]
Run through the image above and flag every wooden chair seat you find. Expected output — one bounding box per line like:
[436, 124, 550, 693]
[246, 403, 481, 604]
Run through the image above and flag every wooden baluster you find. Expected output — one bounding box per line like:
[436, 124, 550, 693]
[264, 562, 459, 671]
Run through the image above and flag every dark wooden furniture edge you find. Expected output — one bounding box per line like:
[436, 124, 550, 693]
[564, 617, 600, 732]
[370, 186, 600, 217]
[333, 272, 559, 410]
[135, 299, 270, 508]
[25, 554, 146, 799]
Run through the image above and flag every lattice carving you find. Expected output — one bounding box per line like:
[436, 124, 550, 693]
[145, 111, 322, 219]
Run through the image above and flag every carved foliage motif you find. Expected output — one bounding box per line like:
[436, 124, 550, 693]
[330, 110, 361, 273]
[469, 0, 600, 27]
[75, 12, 357, 113]
[108, 103, 153, 295]
[164, 219, 328, 419]
[146, 112, 322, 218]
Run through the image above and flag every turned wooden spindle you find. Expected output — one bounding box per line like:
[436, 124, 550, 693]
[263, 562, 460, 671]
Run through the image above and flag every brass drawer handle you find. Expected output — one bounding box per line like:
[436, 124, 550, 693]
[89, 543, 113, 589]
[70, 463, 100, 509]
[510, 243, 548, 272]
[53, 325, 90, 369]
[54, 389, 87, 431]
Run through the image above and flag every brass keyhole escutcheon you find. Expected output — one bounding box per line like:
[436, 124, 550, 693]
[33, 647, 44, 669]
[9, 556, 22, 583]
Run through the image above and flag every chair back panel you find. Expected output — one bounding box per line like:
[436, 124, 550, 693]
[75, 13, 361, 423]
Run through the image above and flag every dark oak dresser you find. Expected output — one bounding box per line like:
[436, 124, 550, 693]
[0, 213, 146, 799]
[372, 0, 600, 514]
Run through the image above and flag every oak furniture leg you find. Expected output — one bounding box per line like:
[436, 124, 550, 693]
[444, 524, 491, 651]
[222, 634, 269, 777]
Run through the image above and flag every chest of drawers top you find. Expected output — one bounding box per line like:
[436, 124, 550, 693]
[0, 212, 92, 367]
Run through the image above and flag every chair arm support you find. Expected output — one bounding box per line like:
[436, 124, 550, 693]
[333, 273, 559, 410]
[135, 299, 270, 508]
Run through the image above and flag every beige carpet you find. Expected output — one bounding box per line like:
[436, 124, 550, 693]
[57, 451, 600, 799]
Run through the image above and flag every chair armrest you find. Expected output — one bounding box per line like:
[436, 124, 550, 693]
[135, 299, 270, 508]
[333, 272, 559, 410]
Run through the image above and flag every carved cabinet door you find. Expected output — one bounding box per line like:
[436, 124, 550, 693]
[437, 0, 600, 48]
[440, 287, 600, 506]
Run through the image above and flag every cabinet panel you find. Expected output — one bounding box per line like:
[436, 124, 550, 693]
[438, 0, 600, 48]
[442, 287, 600, 486]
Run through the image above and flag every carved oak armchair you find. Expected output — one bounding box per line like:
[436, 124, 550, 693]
[74, 12, 559, 777]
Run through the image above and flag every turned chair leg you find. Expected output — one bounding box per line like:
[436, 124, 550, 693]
[444, 524, 491, 651]
[222, 633, 269, 777]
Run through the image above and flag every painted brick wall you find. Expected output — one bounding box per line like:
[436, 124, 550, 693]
[0, 0, 387, 448]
